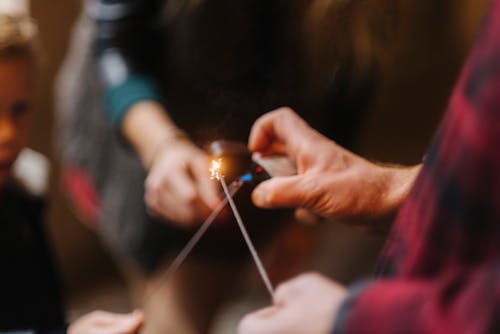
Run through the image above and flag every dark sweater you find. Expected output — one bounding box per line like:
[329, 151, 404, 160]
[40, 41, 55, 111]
[0, 182, 66, 334]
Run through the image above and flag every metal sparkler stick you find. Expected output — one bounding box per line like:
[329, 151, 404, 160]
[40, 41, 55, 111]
[211, 160, 275, 299]
[158, 179, 243, 280]
[148, 158, 275, 301]
[145, 178, 244, 302]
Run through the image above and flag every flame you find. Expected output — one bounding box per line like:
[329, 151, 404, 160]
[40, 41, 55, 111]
[210, 158, 223, 180]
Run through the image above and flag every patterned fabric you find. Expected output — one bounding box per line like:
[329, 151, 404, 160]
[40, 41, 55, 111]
[336, 1, 500, 333]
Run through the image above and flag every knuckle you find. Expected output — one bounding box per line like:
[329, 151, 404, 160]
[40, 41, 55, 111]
[295, 271, 322, 285]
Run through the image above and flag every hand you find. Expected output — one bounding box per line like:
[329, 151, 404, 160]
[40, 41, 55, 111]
[121, 101, 219, 228]
[145, 138, 219, 227]
[238, 272, 347, 334]
[248, 108, 420, 229]
[68, 310, 144, 334]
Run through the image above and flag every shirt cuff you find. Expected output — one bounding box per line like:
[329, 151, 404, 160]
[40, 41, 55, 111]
[104, 75, 164, 127]
[331, 279, 372, 334]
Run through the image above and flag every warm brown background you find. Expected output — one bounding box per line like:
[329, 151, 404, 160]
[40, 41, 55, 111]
[29, 0, 490, 316]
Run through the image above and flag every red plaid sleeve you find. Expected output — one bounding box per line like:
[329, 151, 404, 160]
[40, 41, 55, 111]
[335, 1, 500, 332]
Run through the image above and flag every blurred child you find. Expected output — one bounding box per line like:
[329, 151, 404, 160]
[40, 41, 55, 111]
[0, 13, 143, 334]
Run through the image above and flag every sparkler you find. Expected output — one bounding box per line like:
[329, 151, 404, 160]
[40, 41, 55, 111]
[210, 159, 275, 299]
[160, 178, 243, 279]
[148, 159, 275, 302]
[146, 176, 244, 300]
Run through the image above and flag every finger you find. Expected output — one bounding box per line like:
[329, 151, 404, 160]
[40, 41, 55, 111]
[273, 272, 325, 304]
[238, 306, 284, 334]
[161, 165, 199, 207]
[146, 186, 197, 226]
[256, 141, 288, 157]
[251, 175, 322, 211]
[192, 155, 220, 209]
[248, 107, 314, 157]
[85, 310, 143, 326]
[146, 164, 207, 224]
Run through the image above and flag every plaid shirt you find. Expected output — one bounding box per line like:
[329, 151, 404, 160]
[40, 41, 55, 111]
[336, 1, 500, 333]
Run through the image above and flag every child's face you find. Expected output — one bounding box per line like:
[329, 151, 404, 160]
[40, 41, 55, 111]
[0, 55, 34, 187]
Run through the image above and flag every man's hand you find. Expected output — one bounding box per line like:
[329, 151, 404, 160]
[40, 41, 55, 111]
[68, 310, 144, 334]
[248, 107, 420, 229]
[238, 272, 347, 334]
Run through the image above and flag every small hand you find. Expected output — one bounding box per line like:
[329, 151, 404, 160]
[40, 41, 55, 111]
[238, 272, 347, 334]
[145, 138, 219, 228]
[68, 310, 144, 334]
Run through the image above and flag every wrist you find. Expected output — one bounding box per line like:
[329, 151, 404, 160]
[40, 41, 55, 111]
[121, 100, 189, 169]
[361, 164, 421, 233]
[144, 128, 189, 169]
[383, 164, 421, 215]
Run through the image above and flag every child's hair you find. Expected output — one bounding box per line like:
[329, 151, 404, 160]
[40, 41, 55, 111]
[0, 14, 37, 57]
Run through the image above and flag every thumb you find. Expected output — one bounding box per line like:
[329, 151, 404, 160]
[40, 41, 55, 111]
[252, 175, 319, 210]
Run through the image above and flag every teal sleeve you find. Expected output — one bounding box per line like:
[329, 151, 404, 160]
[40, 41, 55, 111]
[104, 74, 164, 127]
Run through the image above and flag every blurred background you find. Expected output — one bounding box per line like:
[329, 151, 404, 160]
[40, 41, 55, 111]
[13, 0, 491, 328]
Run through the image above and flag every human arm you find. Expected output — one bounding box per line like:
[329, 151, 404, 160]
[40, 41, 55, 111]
[90, 0, 219, 226]
[123, 101, 219, 225]
[248, 107, 420, 230]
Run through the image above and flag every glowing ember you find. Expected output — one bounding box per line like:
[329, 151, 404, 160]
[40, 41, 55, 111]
[210, 159, 223, 180]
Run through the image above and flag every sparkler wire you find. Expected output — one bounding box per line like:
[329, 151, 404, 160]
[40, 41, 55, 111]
[148, 158, 274, 301]
[146, 180, 243, 299]
[163, 180, 243, 278]
[219, 176, 275, 299]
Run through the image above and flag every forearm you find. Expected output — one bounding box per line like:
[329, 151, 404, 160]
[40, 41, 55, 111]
[122, 101, 186, 169]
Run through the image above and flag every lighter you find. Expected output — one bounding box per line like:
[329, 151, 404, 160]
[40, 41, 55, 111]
[156, 140, 296, 294]
[208, 140, 296, 187]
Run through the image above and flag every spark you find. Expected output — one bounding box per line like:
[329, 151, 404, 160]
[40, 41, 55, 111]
[210, 158, 223, 180]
